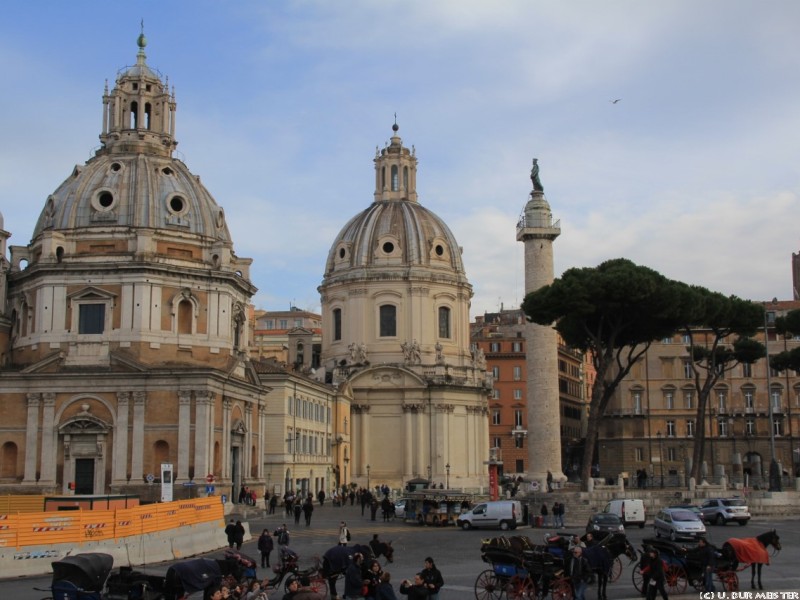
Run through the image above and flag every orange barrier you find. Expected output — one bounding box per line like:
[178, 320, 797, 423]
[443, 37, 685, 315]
[0, 495, 45, 514]
[0, 497, 222, 549]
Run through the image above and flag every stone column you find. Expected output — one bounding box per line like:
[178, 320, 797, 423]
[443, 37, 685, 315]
[222, 399, 232, 479]
[40, 393, 57, 485]
[23, 393, 41, 483]
[194, 391, 213, 479]
[177, 390, 192, 480]
[244, 404, 253, 480]
[112, 392, 130, 484]
[402, 404, 415, 478]
[258, 406, 267, 480]
[359, 405, 370, 475]
[130, 392, 146, 480]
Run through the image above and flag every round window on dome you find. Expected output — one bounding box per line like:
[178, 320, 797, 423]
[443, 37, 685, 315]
[339, 247, 346, 259]
[435, 244, 445, 256]
[110, 163, 122, 172]
[382, 241, 395, 254]
[168, 195, 187, 215]
[91, 189, 116, 212]
[162, 167, 174, 175]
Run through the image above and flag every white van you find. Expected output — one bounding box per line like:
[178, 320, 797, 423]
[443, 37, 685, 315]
[603, 499, 646, 528]
[456, 500, 524, 531]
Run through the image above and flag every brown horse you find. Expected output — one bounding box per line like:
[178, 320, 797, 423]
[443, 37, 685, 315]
[722, 529, 781, 590]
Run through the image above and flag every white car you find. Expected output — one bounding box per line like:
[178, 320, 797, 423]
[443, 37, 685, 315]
[393, 498, 408, 519]
[653, 508, 706, 541]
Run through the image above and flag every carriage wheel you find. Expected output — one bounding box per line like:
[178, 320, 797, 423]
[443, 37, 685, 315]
[550, 576, 573, 600]
[609, 556, 623, 582]
[665, 564, 688, 595]
[307, 574, 328, 597]
[717, 570, 739, 592]
[474, 569, 504, 600]
[508, 575, 537, 600]
[631, 564, 644, 593]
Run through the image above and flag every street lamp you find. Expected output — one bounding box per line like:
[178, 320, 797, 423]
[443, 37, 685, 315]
[764, 302, 782, 491]
[285, 432, 299, 492]
[445, 463, 451, 489]
[657, 431, 664, 488]
[366, 464, 371, 491]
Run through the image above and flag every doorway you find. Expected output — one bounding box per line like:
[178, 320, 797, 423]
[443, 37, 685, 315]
[75, 459, 95, 494]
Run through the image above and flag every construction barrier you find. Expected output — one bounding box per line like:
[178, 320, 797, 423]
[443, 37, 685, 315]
[0, 497, 223, 550]
[0, 495, 45, 514]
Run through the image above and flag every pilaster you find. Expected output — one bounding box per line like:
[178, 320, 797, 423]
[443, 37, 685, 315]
[23, 393, 41, 483]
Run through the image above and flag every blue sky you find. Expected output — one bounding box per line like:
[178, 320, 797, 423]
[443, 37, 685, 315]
[1, 1, 799, 317]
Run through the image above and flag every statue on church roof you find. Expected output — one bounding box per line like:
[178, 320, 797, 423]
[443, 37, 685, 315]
[530, 158, 544, 192]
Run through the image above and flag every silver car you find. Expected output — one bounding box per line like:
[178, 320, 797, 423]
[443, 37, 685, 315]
[654, 508, 706, 540]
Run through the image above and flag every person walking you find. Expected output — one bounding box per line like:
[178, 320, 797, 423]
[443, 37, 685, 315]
[343, 552, 365, 599]
[640, 546, 669, 600]
[269, 494, 278, 515]
[339, 521, 350, 546]
[275, 524, 290, 549]
[224, 519, 236, 548]
[318, 489, 326, 506]
[568, 546, 593, 600]
[303, 496, 315, 526]
[257, 528, 274, 569]
[233, 520, 245, 550]
[420, 557, 443, 600]
[293, 498, 303, 525]
[540, 503, 549, 528]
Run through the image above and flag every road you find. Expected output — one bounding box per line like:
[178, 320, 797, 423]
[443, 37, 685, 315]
[6, 501, 800, 599]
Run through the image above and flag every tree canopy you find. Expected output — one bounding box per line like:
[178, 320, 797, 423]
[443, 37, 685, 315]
[521, 257, 765, 490]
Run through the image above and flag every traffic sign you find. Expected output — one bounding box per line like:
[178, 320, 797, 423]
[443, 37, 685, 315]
[206, 474, 215, 483]
[145, 473, 155, 483]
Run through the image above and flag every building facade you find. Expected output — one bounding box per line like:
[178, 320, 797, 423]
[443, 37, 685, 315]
[471, 309, 592, 480]
[318, 124, 490, 490]
[598, 301, 800, 487]
[251, 307, 322, 371]
[0, 35, 268, 499]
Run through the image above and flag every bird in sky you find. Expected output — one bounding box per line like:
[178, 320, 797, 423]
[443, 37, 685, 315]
[610, 98, 621, 104]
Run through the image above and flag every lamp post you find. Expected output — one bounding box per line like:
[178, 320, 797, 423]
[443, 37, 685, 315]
[366, 464, 371, 491]
[764, 302, 782, 491]
[285, 432, 299, 493]
[657, 431, 664, 488]
[445, 463, 451, 489]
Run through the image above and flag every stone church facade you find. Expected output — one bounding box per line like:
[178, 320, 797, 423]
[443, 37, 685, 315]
[318, 124, 490, 490]
[0, 35, 268, 498]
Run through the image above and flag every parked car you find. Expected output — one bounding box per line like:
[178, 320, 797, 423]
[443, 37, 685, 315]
[603, 498, 646, 528]
[457, 500, 525, 531]
[654, 508, 706, 540]
[668, 504, 706, 523]
[394, 498, 408, 519]
[586, 512, 625, 535]
[700, 498, 750, 526]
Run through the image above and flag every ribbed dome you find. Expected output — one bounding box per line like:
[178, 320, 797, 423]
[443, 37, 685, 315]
[33, 153, 231, 242]
[324, 200, 466, 280]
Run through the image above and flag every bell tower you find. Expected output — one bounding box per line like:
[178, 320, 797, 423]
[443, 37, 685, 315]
[516, 159, 565, 488]
[373, 122, 418, 203]
[98, 29, 177, 157]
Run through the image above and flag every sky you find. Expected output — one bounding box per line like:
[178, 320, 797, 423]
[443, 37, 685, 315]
[1, 1, 799, 318]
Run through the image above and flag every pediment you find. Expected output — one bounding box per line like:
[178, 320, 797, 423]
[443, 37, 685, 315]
[349, 365, 426, 389]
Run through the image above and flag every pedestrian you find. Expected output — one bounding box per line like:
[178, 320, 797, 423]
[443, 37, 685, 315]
[239, 485, 247, 504]
[697, 537, 716, 592]
[275, 524, 290, 548]
[420, 557, 443, 600]
[547, 470, 553, 492]
[339, 521, 351, 546]
[364, 558, 384, 599]
[318, 489, 326, 506]
[568, 546, 593, 600]
[399, 573, 430, 599]
[640, 546, 669, 600]
[257, 528, 274, 569]
[540, 503, 549, 528]
[224, 519, 236, 548]
[370, 498, 379, 521]
[293, 498, 302, 525]
[303, 496, 314, 526]
[269, 494, 278, 515]
[376, 571, 398, 600]
[233, 520, 245, 550]
[343, 552, 365, 599]
[349, 489, 356, 506]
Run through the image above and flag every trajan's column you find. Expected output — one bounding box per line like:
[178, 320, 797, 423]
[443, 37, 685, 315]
[515, 159, 565, 489]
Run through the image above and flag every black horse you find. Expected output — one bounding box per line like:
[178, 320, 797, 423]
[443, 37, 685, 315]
[583, 533, 638, 600]
[369, 537, 395, 563]
[721, 529, 781, 590]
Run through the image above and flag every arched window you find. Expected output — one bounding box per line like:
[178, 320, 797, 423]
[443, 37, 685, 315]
[391, 165, 399, 191]
[333, 308, 342, 341]
[438, 307, 451, 338]
[214, 441, 221, 475]
[379, 305, 397, 337]
[296, 342, 305, 366]
[381, 167, 386, 189]
[403, 167, 409, 190]
[144, 103, 152, 129]
[178, 300, 193, 334]
[130, 101, 138, 128]
[153, 440, 169, 475]
[251, 445, 257, 478]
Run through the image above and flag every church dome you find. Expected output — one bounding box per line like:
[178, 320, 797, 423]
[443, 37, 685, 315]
[323, 126, 467, 284]
[28, 35, 234, 265]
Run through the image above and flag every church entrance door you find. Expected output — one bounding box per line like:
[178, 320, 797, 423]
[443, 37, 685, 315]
[75, 458, 95, 494]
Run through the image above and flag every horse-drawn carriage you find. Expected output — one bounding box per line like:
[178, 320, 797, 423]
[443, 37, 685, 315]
[631, 538, 740, 594]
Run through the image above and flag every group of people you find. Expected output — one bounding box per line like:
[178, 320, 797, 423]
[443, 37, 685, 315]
[340, 552, 444, 600]
[539, 501, 567, 527]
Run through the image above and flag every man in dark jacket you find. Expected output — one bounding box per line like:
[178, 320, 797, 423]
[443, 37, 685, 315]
[697, 537, 716, 592]
[399, 573, 430, 599]
[640, 546, 668, 600]
[257, 528, 274, 568]
[343, 552, 365, 599]
[224, 519, 236, 548]
[568, 546, 592, 600]
[420, 557, 443, 600]
[233, 520, 245, 550]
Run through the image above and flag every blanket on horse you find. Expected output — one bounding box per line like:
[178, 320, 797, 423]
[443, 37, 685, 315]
[726, 538, 769, 565]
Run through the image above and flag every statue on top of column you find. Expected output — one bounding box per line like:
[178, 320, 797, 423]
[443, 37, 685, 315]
[530, 158, 544, 192]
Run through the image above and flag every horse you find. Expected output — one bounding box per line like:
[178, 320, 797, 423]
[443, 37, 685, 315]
[721, 529, 781, 590]
[369, 537, 395, 563]
[582, 532, 638, 600]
